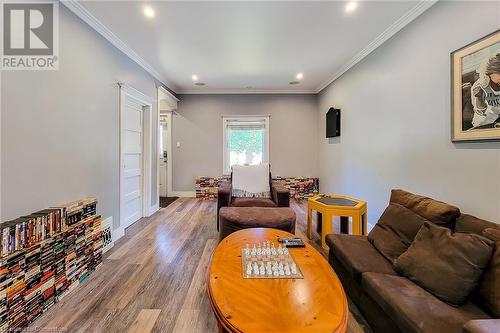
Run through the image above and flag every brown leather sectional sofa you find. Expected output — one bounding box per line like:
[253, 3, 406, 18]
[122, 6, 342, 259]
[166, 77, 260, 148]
[327, 189, 499, 333]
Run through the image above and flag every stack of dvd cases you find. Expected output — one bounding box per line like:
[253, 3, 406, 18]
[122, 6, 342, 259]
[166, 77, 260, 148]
[6, 252, 26, 331]
[0, 198, 102, 331]
[63, 227, 77, 297]
[74, 223, 87, 285]
[24, 244, 42, 325]
[53, 233, 66, 301]
[92, 217, 103, 270]
[40, 239, 55, 312]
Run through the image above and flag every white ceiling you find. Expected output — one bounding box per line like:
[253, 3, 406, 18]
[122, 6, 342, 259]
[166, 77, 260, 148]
[67, 1, 434, 94]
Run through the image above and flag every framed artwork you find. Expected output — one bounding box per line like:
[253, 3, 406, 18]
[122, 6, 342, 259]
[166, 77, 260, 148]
[451, 30, 500, 142]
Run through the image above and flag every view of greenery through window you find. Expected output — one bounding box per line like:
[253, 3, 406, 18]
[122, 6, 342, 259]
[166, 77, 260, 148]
[228, 128, 264, 167]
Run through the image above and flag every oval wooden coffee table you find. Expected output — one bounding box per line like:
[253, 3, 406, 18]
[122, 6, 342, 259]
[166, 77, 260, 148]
[208, 228, 348, 333]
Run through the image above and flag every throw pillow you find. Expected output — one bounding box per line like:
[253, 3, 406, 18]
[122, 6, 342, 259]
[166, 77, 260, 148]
[394, 222, 494, 306]
[232, 163, 271, 198]
[479, 228, 500, 317]
[368, 203, 429, 263]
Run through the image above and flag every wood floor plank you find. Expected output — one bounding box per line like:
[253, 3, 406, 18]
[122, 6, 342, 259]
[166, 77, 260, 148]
[29, 198, 370, 333]
[127, 309, 162, 333]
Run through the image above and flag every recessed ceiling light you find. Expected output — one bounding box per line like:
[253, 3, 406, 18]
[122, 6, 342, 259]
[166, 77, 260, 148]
[296, 73, 304, 80]
[345, 1, 358, 13]
[143, 6, 155, 18]
[289, 81, 300, 85]
[194, 82, 206, 86]
[191, 74, 199, 81]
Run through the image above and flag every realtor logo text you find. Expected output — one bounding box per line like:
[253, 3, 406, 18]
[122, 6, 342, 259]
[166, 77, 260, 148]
[1, 1, 59, 70]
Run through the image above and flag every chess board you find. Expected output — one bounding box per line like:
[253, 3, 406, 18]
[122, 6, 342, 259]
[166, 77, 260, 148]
[240, 242, 304, 279]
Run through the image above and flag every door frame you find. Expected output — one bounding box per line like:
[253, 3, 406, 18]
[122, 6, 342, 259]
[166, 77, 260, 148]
[119, 83, 154, 233]
[159, 111, 173, 196]
[157, 86, 178, 199]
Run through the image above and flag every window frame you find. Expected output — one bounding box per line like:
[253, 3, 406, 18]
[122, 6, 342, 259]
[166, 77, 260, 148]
[222, 115, 270, 175]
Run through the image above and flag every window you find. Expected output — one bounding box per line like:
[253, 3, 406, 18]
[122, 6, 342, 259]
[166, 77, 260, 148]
[222, 116, 269, 174]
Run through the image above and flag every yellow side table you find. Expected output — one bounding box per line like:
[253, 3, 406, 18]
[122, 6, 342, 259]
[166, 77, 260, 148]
[307, 194, 367, 250]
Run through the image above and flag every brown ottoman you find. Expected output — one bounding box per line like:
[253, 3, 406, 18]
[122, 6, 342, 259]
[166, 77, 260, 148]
[219, 207, 296, 241]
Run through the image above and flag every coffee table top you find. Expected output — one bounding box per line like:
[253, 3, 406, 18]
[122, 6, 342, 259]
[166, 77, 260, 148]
[208, 228, 348, 333]
[308, 194, 366, 210]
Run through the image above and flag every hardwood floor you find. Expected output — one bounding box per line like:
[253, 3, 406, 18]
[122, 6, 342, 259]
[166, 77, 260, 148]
[31, 198, 372, 333]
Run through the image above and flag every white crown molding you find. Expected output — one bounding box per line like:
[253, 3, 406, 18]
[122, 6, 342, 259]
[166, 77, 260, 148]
[62, 0, 435, 96]
[61, 0, 178, 92]
[159, 86, 180, 102]
[315, 0, 438, 93]
[177, 88, 316, 95]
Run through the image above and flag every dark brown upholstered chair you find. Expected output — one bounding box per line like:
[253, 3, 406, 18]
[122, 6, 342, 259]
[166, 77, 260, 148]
[327, 189, 500, 333]
[219, 207, 296, 241]
[216, 171, 290, 230]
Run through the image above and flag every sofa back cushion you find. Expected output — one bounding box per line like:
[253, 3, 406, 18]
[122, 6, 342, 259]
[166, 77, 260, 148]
[368, 203, 429, 262]
[455, 214, 499, 235]
[479, 228, 500, 317]
[390, 189, 460, 228]
[394, 222, 494, 306]
[232, 164, 271, 198]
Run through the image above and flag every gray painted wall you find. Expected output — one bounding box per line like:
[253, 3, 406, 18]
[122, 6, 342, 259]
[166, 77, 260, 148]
[317, 0, 500, 228]
[173, 94, 318, 191]
[1, 6, 161, 228]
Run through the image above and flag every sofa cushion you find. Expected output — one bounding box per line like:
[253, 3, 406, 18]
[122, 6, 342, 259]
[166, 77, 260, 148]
[368, 203, 429, 262]
[362, 272, 490, 333]
[455, 214, 500, 235]
[390, 189, 460, 228]
[479, 228, 500, 317]
[394, 222, 494, 306]
[325, 234, 397, 283]
[230, 197, 277, 207]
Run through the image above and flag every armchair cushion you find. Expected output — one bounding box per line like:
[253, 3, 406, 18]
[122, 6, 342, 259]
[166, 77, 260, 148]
[232, 164, 271, 198]
[231, 197, 276, 207]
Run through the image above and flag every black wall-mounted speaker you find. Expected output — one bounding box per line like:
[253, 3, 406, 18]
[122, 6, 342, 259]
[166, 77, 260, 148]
[326, 107, 341, 138]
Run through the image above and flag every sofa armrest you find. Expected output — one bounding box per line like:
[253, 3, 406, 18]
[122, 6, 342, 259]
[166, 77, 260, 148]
[464, 320, 500, 333]
[271, 181, 290, 207]
[217, 181, 232, 231]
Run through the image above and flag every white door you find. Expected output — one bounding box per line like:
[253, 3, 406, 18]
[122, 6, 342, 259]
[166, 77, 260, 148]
[159, 122, 168, 197]
[121, 94, 144, 228]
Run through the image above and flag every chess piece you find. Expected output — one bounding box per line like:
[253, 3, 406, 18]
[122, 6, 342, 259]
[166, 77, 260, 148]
[284, 266, 291, 276]
[291, 262, 297, 275]
[273, 269, 279, 277]
[279, 267, 285, 276]
[277, 244, 284, 255]
[244, 244, 250, 257]
[251, 245, 257, 257]
[259, 263, 265, 275]
[246, 263, 253, 276]
[271, 243, 277, 256]
[283, 247, 289, 255]
[256, 245, 262, 258]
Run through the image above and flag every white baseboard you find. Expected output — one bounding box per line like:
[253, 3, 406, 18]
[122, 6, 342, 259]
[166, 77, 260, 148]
[170, 191, 196, 197]
[148, 203, 159, 216]
[113, 225, 125, 242]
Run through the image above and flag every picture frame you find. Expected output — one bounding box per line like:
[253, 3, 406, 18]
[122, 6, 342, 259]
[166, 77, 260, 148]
[451, 30, 500, 142]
